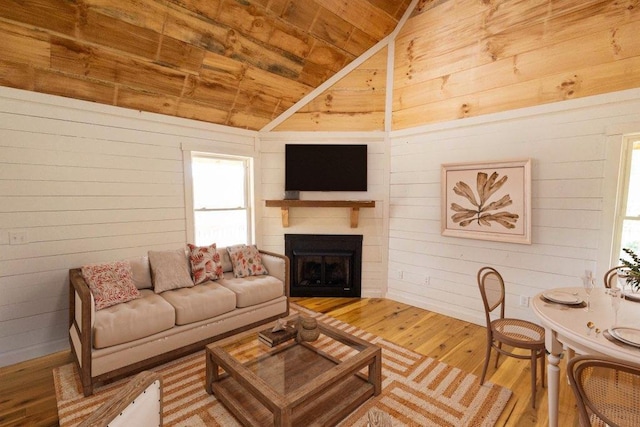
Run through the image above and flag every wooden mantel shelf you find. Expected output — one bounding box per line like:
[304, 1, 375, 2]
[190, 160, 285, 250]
[265, 200, 376, 228]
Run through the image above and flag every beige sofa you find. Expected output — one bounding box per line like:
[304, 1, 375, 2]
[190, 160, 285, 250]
[69, 247, 289, 396]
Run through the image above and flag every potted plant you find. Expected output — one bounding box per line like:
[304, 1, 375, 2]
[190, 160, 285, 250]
[619, 248, 640, 291]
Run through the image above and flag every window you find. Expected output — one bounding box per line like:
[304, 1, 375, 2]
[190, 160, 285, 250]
[616, 137, 640, 263]
[189, 153, 252, 247]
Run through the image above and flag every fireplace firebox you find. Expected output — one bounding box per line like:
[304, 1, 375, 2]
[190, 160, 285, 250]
[285, 234, 362, 298]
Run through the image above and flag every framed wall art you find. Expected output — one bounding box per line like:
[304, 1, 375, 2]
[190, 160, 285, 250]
[441, 159, 531, 244]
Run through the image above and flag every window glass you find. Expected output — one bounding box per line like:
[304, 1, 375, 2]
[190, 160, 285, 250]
[619, 140, 640, 260]
[191, 154, 250, 247]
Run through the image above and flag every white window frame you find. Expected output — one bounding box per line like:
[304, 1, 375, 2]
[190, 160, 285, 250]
[611, 135, 640, 266]
[182, 148, 255, 246]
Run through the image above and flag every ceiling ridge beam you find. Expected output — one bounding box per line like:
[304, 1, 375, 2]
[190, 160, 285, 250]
[260, 0, 419, 133]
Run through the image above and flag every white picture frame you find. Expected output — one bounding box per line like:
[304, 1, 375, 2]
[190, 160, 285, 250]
[441, 159, 532, 244]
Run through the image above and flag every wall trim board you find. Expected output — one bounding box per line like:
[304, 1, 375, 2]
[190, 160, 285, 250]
[0, 86, 257, 141]
[390, 88, 640, 139]
[259, 130, 387, 142]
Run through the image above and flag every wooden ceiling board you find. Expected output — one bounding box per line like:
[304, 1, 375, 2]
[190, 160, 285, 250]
[176, 98, 230, 123]
[342, 27, 379, 57]
[81, 0, 168, 33]
[185, 75, 238, 105]
[117, 87, 180, 117]
[0, 21, 51, 68]
[34, 69, 116, 105]
[0, 0, 77, 36]
[166, 0, 223, 22]
[200, 53, 246, 81]
[50, 38, 119, 82]
[316, 0, 397, 40]
[0, 0, 408, 130]
[276, 47, 387, 131]
[0, 59, 33, 90]
[158, 35, 206, 73]
[79, 9, 161, 61]
[280, 0, 320, 33]
[310, 7, 354, 51]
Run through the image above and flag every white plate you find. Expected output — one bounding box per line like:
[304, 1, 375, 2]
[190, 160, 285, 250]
[542, 291, 582, 305]
[622, 290, 640, 302]
[610, 327, 640, 348]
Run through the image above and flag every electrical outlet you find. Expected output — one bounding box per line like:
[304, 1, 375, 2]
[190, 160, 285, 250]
[395, 270, 403, 279]
[519, 295, 530, 307]
[9, 231, 27, 245]
[424, 275, 430, 286]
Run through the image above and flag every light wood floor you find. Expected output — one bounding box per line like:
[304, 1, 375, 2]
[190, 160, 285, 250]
[0, 298, 578, 426]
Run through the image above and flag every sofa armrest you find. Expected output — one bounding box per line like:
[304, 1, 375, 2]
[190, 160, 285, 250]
[259, 250, 290, 298]
[69, 268, 95, 396]
[78, 371, 163, 427]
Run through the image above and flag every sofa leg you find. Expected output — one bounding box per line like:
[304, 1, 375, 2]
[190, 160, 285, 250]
[82, 384, 93, 397]
[82, 379, 94, 397]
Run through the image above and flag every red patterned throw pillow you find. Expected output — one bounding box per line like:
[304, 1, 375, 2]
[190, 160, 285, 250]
[81, 261, 141, 310]
[187, 243, 224, 285]
[227, 244, 269, 278]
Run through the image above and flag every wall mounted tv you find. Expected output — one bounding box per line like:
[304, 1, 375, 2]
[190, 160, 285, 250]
[285, 144, 367, 192]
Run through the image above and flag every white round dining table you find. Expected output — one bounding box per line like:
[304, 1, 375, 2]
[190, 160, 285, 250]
[532, 286, 640, 427]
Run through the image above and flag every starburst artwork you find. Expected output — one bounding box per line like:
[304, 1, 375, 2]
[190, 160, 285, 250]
[450, 171, 518, 229]
[441, 159, 531, 244]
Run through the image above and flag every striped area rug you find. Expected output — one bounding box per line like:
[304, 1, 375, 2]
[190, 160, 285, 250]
[54, 305, 512, 426]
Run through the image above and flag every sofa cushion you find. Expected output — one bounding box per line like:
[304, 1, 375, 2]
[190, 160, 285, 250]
[187, 243, 223, 284]
[218, 274, 284, 308]
[226, 244, 269, 278]
[148, 249, 194, 293]
[81, 261, 141, 310]
[93, 290, 175, 349]
[128, 256, 152, 289]
[217, 247, 233, 273]
[160, 281, 237, 325]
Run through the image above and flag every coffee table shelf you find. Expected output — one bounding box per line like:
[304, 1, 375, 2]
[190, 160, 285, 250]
[205, 317, 381, 427]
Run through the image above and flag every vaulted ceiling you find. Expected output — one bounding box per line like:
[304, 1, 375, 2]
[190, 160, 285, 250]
[0, 0, 413, 130]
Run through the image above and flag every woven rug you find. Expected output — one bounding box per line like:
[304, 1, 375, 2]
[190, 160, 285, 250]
[54, 305, 512, 426]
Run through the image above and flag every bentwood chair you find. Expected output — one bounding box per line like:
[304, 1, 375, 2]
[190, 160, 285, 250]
[477, 267, 546, 408]
[567, 355, 640, 427]
[603, 266, 630, 289]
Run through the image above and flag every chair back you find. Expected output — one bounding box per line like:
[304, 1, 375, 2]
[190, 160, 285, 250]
[477, 267, 505, 325]
[567, 355, 640, 427]
[604, 266, 631, 289]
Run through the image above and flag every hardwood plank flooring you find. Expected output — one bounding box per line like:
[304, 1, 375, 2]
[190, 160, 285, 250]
[0, 298, 578, 426]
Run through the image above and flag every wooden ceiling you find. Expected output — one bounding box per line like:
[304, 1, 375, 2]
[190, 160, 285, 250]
[0, 0, 412, 130]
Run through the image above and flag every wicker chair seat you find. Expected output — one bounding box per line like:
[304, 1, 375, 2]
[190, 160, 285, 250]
[491, 318, 545, 349]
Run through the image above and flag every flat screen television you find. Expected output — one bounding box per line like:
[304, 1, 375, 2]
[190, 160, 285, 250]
[285, 144, 367, 191]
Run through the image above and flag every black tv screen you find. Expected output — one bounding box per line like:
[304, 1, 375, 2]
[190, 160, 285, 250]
[285, 144, 367, 191]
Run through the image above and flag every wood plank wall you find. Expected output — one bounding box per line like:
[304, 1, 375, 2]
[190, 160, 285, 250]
[387, 89, 640, 325]
[393, 0, 640, 130]
[0, 87, 256, 367]
[274, 48, 388, 131]
[0, 0, 409, 131]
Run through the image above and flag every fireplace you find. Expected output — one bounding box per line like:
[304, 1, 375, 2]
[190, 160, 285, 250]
[285, 234, 362, 298]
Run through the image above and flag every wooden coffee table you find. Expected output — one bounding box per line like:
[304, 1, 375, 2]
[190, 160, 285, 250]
[205, 316, 382, 426]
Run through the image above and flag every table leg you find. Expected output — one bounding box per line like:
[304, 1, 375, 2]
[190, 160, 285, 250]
[205, 350, 219, 395]
[274, 407, 292, 427]
[370, 348, 382, 396]
[547, 352, 561, 427]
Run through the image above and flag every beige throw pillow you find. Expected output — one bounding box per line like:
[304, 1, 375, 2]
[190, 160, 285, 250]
[148, 249, 194, 293]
